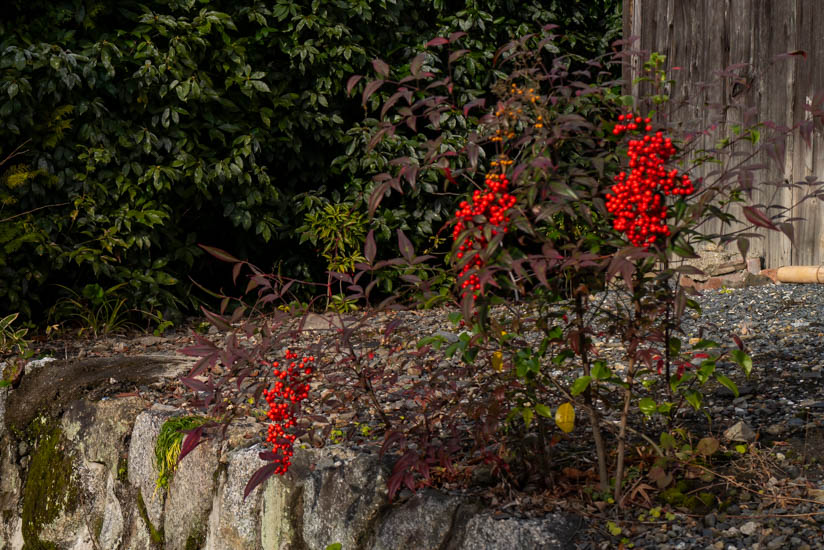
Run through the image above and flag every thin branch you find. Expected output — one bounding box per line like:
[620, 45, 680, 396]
[0, 202, 71, 224]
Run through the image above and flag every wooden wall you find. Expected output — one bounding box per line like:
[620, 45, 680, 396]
[624, 0, 824, 268]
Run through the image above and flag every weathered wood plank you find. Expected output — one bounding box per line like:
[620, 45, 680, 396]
[626, 0, 824, 267]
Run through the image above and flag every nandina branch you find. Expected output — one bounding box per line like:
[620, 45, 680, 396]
[575, 291, 609, 492]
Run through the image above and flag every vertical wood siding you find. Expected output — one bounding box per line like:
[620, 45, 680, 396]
[625, 0, 824, 267]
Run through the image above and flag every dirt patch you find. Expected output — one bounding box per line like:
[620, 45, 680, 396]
[3, 356, 191, 434]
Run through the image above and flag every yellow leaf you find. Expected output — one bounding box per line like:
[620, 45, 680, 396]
[491, 351, 503, 372]
[555, 402, 575, 433]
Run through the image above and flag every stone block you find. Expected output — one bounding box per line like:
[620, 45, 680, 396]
[128, 405, 182, 530]
[367, 489, 463, 550]
[300, 446, 388, 550]
[204, 444, 270, 550]
[456, 513, 581, 550]
[164, 437, 219, 550]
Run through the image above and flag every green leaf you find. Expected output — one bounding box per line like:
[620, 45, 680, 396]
[731, 350, 752, 377]
[521, 407, 533, 428]
[591, 360, 611, 380]
[570, 375, 592, 396]
[534, 403, 552, 418]
[714, 373, 739, 398]
[0, 313, 19, 332]
[684, 390, 702, 411]
[660, 432, 677, 450]
[250, 80, 270, 92]
[638, 397, 657, 416]
[668, 337, 681, 355]
[692, 339, 719, 350]
[696, 360, 716, 383]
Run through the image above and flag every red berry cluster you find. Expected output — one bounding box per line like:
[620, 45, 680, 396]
[262, 349, 314, 475]
[452, 171, 516, 300]
[606, 113, 694, 247]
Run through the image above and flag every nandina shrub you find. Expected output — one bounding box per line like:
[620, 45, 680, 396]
[358, 28, 824, 502]
[176, 30, 824, 507]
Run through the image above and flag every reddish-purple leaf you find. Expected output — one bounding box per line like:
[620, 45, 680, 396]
[732, 334, 744, 350]
[742, 206, 778, 230]
[231, 262, 243, 285]
[448, 49, 469, 63]
[346, 75, 362, 95]
[397, 229, 415, 261]
[258, 450, 277, 461]
[460, 291, 473, 321]
[364, 230, 376, 264]
[181, 376, 211, 392]
[371, 58, 390, 78]
[381, 90, 406, 119]
[361, 79, 385, 106]
[387, 472, 404, 502]
[199, 244, 241, 263]
[329, 271, 353, 283]
[186, 355, 217, 378]
[426, 37, 449, 47]
[230, 305, 247, 324]
[774, 49, 807, 60]
[674, 288, 687, 319]
[448, 31, 467, 43]
[409, 53, 426, 77]
[380, 430, 406, 457]
[530, 259, 548, 288]
[737, 237, 750, 260]
[780, 222, 795, 244]
[202, 307, 232, 331]
[403, 472, 416, 492]
[368, 181, 389, 216]
[179, 334, 219, 357]
[568, 329, 581, 355]
[462, 98, 486, 117]
[400, 164, 418, 187]
[245, 278, 258, 294]
[178, 426, 205, 464]
[277, 279, 295, 299]
[244, 462, 278, 499]
[443, 166, 458, 186]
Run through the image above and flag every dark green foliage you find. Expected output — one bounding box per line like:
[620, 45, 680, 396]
[0, 0, 621, 322]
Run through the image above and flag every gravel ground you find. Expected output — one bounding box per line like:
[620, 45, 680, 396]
[575, 283, 824, 550]
[28, 282, 824, 550]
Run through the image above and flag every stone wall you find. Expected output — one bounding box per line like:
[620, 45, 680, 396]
[0, 357, 579, 550]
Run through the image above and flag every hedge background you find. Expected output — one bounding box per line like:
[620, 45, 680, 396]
[0, 0, 620, 324]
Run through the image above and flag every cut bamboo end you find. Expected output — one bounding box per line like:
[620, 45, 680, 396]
[776, 265, 824, 284]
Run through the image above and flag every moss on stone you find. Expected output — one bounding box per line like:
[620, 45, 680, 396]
[136, 491, 165, 547]
[20, 416, 79, 550]
[117, 455, 129, 483]
[154, 416, 209, 493]
[185, 530, 205, 550]
[93, 514, 104, 540]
